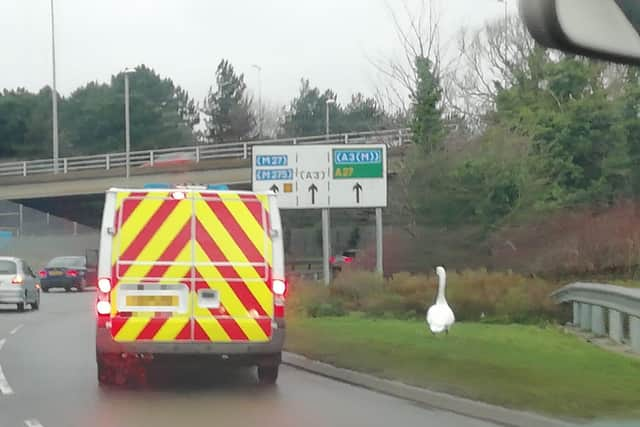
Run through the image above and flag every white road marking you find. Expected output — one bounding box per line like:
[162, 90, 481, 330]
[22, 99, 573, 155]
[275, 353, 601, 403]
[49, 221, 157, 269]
[0, 339, 5, 351]
[9, 324, 23, 335]
[0, 364, 13, 395]
[25, 419, 44, 427]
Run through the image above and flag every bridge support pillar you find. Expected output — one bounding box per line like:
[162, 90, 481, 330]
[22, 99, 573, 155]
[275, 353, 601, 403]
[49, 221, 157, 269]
[591, 306, 606, 336]
[579, 303, 591, 330]
[609, 310, 624, 344]
[572, 302, 580, 326]
[630, 316, 640, 353]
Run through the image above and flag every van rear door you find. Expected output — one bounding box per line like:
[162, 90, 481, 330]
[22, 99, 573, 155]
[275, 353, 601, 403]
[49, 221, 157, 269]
[192, 191, 273, 342]
[109, 190, 193, 343]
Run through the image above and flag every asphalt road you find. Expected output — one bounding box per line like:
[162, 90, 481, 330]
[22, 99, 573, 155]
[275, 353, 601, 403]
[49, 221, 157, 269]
[0, 290, 499, 427]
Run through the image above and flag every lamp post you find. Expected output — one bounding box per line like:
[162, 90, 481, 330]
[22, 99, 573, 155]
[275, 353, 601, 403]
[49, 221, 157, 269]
[325, 98, 336, 138]
[50, 0, 59, 174]
[252, 64, 263, 138]
[123, 67, 135, 179]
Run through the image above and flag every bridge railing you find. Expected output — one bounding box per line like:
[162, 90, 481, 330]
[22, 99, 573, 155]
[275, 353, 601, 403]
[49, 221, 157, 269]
[0, 128, 410, 178]
[551, 282, 640, 353]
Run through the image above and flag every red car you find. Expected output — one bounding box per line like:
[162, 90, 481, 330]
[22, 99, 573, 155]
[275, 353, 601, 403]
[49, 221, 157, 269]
[140, 152, 196, 168]
[330, 249, 358, 273]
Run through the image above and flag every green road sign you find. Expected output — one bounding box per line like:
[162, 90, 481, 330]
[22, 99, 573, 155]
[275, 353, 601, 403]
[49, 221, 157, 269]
[332, 148, 384, 179]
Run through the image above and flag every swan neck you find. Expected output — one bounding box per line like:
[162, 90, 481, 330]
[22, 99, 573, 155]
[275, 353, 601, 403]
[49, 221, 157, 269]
[436, 273, 447, 304]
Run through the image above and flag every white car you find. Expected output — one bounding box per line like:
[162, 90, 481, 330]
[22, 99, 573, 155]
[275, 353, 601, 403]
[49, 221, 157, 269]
[0, 256, 40, 312]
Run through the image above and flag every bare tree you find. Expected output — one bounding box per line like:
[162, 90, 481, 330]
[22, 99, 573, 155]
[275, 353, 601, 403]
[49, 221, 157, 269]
[371, 0, 455, 238]
[451, 14, 542, 128]
[372, 0, 447, 115]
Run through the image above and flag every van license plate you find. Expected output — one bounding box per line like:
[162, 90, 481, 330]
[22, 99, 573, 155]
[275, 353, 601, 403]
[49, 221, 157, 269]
[126, 295, 178, 307]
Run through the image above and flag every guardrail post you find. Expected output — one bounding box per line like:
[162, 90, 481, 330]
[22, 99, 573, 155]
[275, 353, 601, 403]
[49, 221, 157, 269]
[579, 303, 592, 330]
[22, 162, 27, 177]
[243, 143, 248, 159]
[572, 302, 580, 326]
[609, 310, 624, 343]
[293, 138, 297, 145]
[591, 306, 606, 336]
[195, 146, 201, 163]
[398, 129, 403, 146]
[630, 316, 640, 352]
[106, 154, 110, 170]
[150, 151, 155, 167]
[344, 134, 349, 144]
[63, 158, 68, 174]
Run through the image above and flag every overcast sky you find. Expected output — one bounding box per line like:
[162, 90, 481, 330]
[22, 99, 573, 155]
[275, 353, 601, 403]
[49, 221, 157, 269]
[0, 0, 516, 106]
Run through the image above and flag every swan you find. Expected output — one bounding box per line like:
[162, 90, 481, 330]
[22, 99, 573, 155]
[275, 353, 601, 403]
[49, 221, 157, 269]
[426, 266, 455, 334]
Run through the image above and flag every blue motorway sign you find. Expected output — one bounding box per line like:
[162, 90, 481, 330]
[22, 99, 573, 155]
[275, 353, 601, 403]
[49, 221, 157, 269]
[334, 149, 382, 165]
[255, 168, 294, 181]
[256, 155, 288, 167]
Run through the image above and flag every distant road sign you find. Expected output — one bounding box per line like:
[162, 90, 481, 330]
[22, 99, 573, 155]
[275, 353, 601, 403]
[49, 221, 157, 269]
[333, 148, 384, 179]
[255, 168, 294, 181]
[252, 145, 387, 209]
[255, 155, 288, 167]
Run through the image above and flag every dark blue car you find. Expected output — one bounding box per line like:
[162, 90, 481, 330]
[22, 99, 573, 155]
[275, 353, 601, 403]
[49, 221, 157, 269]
[40, 256, 88, 292]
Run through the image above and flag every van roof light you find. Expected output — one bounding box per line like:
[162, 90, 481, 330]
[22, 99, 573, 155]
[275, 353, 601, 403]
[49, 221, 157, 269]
[207, 185, 229, 190]
[143, 183, 171, 189]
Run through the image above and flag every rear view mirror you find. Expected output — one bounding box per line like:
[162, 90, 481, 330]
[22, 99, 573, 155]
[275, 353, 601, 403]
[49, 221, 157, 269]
[520, 0, 640, 65]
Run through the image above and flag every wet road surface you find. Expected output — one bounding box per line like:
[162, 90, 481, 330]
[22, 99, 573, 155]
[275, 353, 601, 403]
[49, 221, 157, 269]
[0, 290, 499, 427]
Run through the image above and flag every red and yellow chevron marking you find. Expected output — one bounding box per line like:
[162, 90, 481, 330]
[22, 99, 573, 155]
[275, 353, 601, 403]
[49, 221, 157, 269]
[109, 190, 273, 343]
[192, 192, 272, 342]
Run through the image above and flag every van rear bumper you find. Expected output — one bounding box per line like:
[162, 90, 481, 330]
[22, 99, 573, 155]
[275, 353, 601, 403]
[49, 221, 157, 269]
[96, 323, 285, 357]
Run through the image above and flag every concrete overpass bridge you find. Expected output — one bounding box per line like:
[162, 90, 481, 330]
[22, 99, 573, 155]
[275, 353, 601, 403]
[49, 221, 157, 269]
[0, 129, 408, 200]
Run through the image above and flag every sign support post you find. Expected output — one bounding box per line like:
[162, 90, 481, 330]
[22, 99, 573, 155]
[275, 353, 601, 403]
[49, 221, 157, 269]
[322, 208, 331, 286]
[376, 207, 383, 275]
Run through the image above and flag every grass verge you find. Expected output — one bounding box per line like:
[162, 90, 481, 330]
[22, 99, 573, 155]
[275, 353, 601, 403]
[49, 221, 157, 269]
[285, 315, 640, 419]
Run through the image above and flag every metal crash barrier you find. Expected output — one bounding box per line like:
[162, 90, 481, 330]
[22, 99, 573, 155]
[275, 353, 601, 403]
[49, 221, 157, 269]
[552, 282, 640, 353]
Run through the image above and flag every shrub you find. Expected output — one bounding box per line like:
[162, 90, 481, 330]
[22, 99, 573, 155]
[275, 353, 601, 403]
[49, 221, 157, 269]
[445, 269, 562, 323]
[287, 277, 329, 317]
[358, 269, 563, 323]
[361, 292, 417, 320]
[288, 268, 564, 324]
[329, 270, 384, 310]
[286, 277, 347, 318]
[490, 200, 640, 276]
[307, 301, 347, 318]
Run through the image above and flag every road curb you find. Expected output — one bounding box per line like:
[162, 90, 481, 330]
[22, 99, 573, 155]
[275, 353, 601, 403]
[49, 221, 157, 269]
[282, 352, 576, 427]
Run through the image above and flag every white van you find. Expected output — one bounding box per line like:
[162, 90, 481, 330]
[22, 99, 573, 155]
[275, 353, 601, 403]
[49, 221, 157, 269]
[95, 186, 286, 386]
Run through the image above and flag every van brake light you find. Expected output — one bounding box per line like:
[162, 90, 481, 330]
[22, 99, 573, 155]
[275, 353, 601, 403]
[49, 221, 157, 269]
[96, 301, 111, 315]
[272, 279, 287, 296]
[98, 278, 112, 293]
[11, 275, 23, 285]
